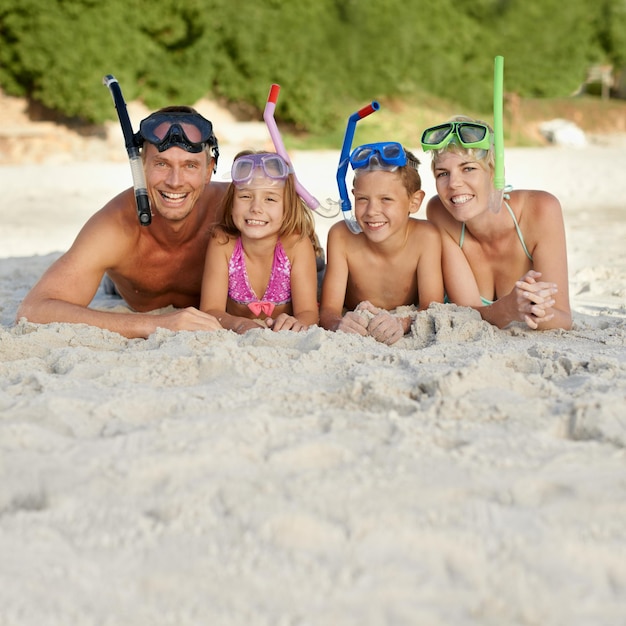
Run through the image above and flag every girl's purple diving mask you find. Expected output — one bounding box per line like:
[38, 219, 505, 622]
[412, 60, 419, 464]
[231, 153, 291, 188]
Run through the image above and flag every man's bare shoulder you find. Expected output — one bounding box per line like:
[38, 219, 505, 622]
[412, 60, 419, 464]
[68, 188, 142, 262]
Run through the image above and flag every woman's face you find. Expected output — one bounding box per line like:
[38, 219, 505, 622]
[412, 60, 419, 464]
[433, 151, 494, 222]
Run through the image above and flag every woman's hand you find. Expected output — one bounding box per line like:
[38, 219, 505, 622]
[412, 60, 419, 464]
[514, 270, 558, 329]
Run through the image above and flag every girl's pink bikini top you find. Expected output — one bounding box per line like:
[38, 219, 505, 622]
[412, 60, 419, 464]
[228, 237, 291, 317]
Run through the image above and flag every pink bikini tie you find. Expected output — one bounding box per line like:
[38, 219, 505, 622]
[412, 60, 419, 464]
[247, 301, 275, 317]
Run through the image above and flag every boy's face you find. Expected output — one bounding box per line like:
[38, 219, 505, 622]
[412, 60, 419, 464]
[352, 170, 424, 242]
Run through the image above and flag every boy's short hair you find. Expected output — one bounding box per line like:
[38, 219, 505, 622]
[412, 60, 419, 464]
[353, 147, 422, 196]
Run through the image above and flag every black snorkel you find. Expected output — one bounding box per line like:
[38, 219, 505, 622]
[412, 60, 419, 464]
[103, 75, 152, 226]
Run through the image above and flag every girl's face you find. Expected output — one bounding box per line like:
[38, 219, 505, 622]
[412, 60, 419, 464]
[352, 170, 424, 243]
[433, 151, 493, 222]
[231, 181, 285, 240]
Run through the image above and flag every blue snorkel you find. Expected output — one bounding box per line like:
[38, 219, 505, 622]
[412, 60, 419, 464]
[103, 75, 152, 226]
[337, 101, 380, 234]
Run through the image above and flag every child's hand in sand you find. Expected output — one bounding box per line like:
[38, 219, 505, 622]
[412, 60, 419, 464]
[232, 318, 267, 334]
[514, 270, 557, 329]
[357, 301, 405, 345]
[266, 314, 309, 332]
[336, 309, 370, 337]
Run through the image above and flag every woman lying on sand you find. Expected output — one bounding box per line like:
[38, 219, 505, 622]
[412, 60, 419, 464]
[423, 116, 572, 330]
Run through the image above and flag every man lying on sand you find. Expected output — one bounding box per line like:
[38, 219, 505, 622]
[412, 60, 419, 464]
[17, 106, 229, 338]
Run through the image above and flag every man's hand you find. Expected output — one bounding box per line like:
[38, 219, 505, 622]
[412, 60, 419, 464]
[155, 307, 223, 332]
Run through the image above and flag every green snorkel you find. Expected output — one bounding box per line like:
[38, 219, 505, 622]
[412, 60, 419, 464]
[488, 55, 506, 213]
[493, 55, 505, 191]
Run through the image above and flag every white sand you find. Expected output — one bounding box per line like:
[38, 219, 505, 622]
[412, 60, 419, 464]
[1, 140, 626, 625]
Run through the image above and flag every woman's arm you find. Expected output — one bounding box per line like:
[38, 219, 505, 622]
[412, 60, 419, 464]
[415, 221, 445, 309]
[426, 197, 484, 307]
[481, 192, 571, 330]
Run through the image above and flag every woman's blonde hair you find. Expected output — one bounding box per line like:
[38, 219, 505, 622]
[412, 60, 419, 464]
[430, 115, 495, 176]
[216, 150, 321, 256]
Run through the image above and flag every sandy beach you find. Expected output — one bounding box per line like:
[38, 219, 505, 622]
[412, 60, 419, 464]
[1, 133, 626, 625]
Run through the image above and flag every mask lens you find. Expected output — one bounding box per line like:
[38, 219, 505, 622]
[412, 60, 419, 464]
[381, 144, 402, 160]
[422, 124, 453, 146]
[457, 123, 487, 145]
[179, 122, 204, 143]
[261, 155, 289, 179]
[351, 147, 374, 166]
[232, 158, 255, 183]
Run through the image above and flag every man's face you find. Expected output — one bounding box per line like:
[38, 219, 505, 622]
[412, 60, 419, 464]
[143, 144, 213, 222]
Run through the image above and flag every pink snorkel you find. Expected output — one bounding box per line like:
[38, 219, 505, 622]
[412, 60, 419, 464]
[263, 84, 337, 217]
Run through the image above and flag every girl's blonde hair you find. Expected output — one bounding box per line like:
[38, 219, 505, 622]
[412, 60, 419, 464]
[430, 115, 495, 176]
[216, 150, 322, 256]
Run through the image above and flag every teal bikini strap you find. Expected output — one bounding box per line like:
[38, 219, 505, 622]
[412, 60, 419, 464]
[504, 200, 533, 261]
[460, 200, 532, 261]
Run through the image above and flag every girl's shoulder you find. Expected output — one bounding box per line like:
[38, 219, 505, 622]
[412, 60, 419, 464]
[211, 226, 238, 244]
[209, 227, 239, 257]
[279, 231, 313, 255]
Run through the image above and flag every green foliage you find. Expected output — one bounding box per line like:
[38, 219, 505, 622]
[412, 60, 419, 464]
[0, 0, 624, 129]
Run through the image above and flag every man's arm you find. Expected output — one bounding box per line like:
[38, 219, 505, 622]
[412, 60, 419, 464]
[17, 204, 221, 338]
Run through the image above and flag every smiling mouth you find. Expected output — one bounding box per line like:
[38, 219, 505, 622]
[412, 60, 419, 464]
[451, 194, 473, 205]
[365, 221, 387, 228]
[160, 191, 188, 202]
[245, 219, 267, 226]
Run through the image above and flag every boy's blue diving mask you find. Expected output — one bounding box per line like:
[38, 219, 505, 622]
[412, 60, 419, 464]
[350, 142, 407, 171]
[138, 111, 219, 168]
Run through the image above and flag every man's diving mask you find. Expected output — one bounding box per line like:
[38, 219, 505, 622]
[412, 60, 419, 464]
[138, 111, 219, 166]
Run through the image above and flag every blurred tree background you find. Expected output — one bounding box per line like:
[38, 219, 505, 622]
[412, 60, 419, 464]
[1, 0, 624, 136]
